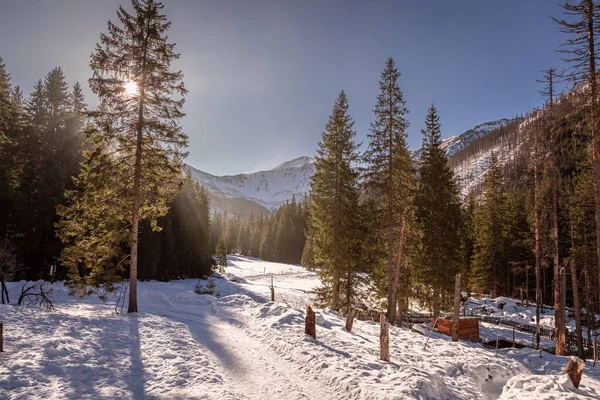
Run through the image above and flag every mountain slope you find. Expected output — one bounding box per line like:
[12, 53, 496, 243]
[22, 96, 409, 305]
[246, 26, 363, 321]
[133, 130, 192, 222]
[189, 156, 315, 215]
[413, 119, 511, 161]
[191, 119, 514, 216]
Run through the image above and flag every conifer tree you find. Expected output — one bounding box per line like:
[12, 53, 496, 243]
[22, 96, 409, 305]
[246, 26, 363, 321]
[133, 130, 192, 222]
[78, 0, 188, 312]
[470, 153, 506, 296]
[307, 91, 361, 310]
[413, 105, 462, 316]
[362, 58, 414, 323]
[215, 236, 227, 273]
[0, 57, 13, 136]
[0, 58, 15, 239]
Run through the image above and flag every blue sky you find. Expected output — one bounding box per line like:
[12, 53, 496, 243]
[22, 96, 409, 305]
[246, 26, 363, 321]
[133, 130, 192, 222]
[1, 0, 567, 175]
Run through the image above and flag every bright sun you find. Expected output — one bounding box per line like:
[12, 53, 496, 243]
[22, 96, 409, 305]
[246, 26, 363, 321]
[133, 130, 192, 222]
[124, 80, 138, 96]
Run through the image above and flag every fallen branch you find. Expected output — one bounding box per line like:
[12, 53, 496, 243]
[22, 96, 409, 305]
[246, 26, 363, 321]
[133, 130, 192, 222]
[17, 283, 55, 311]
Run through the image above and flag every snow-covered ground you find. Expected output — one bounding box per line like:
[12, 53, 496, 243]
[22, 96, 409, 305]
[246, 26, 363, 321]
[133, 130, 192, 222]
[1, 256, 600, 399]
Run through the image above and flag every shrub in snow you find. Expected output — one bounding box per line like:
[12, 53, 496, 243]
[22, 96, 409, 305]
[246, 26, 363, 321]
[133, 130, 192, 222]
[194, 277, 219, 297]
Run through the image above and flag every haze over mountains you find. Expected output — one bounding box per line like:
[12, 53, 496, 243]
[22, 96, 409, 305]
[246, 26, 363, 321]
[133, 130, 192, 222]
[190, 119, 512, 217]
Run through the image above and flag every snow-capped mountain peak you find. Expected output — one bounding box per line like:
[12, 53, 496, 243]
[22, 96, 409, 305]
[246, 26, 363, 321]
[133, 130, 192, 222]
[192, 119, 513, 216]
[189, 156, 315, 213]
[272, 156, 315, 171]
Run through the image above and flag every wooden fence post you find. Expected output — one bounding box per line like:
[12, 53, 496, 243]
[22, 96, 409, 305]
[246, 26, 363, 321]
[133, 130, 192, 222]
[513, 326, 516, 348]
[345, 307, 356, 333]
[452, 274, 461, 342]
[0, 321, 3, 352]
[270, 276, 275, 302]
[305, 305, 316, 339]
[380, 313, 389, 362]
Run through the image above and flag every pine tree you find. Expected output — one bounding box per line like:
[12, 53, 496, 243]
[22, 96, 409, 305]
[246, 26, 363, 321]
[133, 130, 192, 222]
[362, 58, 414, 323]
[215, 236, 227, 273]
[306, 91, 361, 310]
[0, 57, 13, 136]
[470, 153, 506, 296]
[82, 0, 188, 312]
[413, 105, 462, 316]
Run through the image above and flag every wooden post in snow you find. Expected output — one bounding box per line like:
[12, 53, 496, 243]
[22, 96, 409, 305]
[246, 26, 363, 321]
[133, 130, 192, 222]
[380, 313, 389, 362]
[0, 321, 3, 352]
[345, 307, 356, 333]
[452, 274, 461, 342]
[305, 305, 316, 339]
[520, 288, 523, 307]
[562, 357, 585, 388]
[594, 338, 598, 367]
[270, 276, 275, 302]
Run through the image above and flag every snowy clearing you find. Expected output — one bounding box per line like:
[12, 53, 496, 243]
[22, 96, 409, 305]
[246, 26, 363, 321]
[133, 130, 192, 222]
[1, 256, 600, 399]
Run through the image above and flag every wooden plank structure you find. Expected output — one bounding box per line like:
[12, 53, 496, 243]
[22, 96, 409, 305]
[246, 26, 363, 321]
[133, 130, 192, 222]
[434, 318, 480, 341]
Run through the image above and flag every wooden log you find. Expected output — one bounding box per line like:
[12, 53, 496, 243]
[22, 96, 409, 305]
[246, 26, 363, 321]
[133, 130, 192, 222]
[562, 356, 585, 388]
[345, 307, 356, 333]
[380, 313, 389, 362]
[452, 273, 461, 342]
[305, 305, 316, 339]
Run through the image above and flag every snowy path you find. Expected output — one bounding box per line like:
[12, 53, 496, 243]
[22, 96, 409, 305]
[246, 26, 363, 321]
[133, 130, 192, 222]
[143, 302, 337, 400]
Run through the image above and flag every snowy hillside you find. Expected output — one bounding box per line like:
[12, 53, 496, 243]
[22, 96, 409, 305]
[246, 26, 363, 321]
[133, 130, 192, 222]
[189, 156, 315, 212]
[191, 121, 512, 215]
[2, 256, 600, 399]
[450, 117, 530, 197]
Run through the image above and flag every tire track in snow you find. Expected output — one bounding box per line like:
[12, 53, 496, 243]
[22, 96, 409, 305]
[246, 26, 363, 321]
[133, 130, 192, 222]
[144, 304, 337, 400]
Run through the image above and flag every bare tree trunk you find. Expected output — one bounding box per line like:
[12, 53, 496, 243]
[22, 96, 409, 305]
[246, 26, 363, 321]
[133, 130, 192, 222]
[452, 274, 461, 342]
[331, 270, 340, 311]
[570, 253, 585, 359]
[346, 307, 356, 333]
[386, 207, 395, 323]
[554, 177, 566, 355]
[585, 257, 595, 342]
[388, 217, 406, 324]
[1, 281, 8, 304]
[535, 130, 541, 351]
[380, 312, 389, 362]
[128, 97, 144, 314]
[128, 26, 149, 314]
[526, 266, 529, 307]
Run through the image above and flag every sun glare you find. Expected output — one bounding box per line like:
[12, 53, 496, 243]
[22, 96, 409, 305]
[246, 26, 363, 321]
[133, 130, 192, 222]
[124, 80, 138, 96]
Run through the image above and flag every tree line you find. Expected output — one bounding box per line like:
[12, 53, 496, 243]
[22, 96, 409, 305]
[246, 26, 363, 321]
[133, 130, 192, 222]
[301, 0, 600, 362]
[210, 197, 307, 265]
[0, 0, 213, 310]
[303, 59, 464, 321]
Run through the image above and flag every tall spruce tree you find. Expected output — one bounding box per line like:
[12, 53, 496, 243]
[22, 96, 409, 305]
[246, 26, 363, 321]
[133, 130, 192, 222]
[307, 91, 361, 310]
[413, 105, 462, 316]
[362, 58, 414, 323]
[470, 153, 506, 296]
[59, 0, 188, 312]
